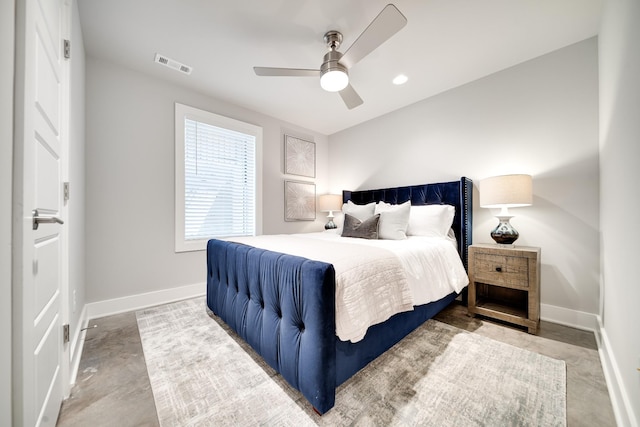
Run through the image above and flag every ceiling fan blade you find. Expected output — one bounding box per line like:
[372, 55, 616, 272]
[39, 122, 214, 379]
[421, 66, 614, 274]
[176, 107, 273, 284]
[339, 84, 364, 110]
[253, 67, 319, 77]
[340, 4, 407, 69]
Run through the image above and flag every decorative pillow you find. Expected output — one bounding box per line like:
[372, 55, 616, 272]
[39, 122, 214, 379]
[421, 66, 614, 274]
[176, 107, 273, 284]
[374, 200, 411, 240]
[406, 204, 455, 237]
[341, 213, 380, 239]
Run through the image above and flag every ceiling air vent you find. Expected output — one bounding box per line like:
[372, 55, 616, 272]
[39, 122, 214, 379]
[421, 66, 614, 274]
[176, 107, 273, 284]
[154, 53, 192, 75]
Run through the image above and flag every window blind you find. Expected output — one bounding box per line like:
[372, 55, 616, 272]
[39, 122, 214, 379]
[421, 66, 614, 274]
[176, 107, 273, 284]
[184, 118, 256, 239]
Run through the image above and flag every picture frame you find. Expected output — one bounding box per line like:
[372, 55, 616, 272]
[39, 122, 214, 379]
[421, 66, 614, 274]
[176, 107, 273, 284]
[284, 134, 315, 178]
[284, 180, 316, 221]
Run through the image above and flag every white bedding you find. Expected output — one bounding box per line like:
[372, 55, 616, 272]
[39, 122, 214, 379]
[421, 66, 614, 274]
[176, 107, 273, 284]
[226, 232, 468, 342]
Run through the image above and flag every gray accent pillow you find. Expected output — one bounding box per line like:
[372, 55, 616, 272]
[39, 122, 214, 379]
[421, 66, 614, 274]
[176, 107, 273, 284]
[341, 213, 380, 239]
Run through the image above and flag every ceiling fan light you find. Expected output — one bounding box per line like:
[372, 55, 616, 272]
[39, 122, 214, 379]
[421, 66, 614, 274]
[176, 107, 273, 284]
[320, 69, 349, 92]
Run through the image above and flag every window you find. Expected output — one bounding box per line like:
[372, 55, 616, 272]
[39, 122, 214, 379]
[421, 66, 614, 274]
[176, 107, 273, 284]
[175, 103, 262, 252]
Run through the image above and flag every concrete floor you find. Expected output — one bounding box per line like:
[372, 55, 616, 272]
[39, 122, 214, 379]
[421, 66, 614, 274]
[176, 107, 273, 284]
[56, 312, 159, 427]
[56, 301, 616, 426]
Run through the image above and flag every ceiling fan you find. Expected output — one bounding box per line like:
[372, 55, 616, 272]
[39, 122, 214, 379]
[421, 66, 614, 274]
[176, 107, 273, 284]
[253, 4, 407, 110]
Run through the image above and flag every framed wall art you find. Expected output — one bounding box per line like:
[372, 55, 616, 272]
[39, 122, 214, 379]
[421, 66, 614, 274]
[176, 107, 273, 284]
[284, 180, 316, 221]
[284, 134, 315, 178]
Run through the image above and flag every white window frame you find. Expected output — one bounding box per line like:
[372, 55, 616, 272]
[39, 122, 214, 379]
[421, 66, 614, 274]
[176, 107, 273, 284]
[175, 103, 263, 252]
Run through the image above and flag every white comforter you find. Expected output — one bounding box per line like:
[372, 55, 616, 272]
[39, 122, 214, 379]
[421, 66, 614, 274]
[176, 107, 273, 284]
[226, 232, 468, 342]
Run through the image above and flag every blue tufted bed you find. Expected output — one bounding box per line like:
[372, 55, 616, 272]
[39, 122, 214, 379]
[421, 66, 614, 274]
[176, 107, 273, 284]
[206, 177, 472, 414]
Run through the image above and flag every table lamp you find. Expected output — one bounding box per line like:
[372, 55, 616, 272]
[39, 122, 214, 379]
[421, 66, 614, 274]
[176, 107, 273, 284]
[318, 194, 343, 229]
[479, 174, 533, 245]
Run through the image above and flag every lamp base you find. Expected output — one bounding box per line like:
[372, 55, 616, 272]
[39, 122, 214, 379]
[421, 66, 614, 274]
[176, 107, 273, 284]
[324, 220, 337, 230]
[490, 215, 519, 245]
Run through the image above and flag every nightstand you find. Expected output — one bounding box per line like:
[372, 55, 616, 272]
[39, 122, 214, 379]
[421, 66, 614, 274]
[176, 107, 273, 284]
[467, 244, 541, 334]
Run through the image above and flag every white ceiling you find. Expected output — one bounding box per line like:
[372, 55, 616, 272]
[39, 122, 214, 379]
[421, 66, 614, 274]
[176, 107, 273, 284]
[78, 0, 603, 135]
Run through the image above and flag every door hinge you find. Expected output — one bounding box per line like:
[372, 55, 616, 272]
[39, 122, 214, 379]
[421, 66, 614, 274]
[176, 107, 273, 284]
[64, 182, 70, 203]
[63, 324, 70, 344]
[63, 39, 70, 59]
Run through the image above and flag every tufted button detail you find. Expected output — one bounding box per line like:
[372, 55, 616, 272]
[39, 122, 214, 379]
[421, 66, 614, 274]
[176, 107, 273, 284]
[299, 323, 305, 332]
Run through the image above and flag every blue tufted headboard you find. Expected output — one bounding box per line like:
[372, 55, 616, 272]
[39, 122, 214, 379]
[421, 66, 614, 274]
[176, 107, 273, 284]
[343, 177, 473, 270]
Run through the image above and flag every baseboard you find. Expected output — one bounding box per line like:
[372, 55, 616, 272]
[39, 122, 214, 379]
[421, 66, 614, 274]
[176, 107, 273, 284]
[597, 320, 638, 427]
[68, 304, 89, 386]
[85, 282, 206, 320]
[540, 303, 599, 332]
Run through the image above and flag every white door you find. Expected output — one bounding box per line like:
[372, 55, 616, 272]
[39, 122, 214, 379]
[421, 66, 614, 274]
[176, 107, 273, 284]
[14, 0, 68, 425]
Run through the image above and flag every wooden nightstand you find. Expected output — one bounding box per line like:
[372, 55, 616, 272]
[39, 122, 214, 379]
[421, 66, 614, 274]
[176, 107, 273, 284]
[467, 244, 541, 334]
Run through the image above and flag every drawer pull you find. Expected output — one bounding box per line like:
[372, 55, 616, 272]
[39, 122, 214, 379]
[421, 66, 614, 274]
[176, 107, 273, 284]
[495, 266, 503, 272]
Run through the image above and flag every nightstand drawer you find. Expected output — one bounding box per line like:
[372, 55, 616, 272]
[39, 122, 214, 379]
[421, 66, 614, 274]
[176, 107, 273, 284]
[473, 253, 529, 287]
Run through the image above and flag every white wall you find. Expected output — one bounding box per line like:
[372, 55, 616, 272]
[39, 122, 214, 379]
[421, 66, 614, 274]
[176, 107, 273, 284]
[67, 0, 86, 379]
[1, 1, 15, 424]
[599, 0, 640, 424]
[329, 39, 600, 322]
[85, 57, 329, 303]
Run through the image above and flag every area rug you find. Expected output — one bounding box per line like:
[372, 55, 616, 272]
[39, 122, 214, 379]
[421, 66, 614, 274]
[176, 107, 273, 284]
[136, 297, 566, 426]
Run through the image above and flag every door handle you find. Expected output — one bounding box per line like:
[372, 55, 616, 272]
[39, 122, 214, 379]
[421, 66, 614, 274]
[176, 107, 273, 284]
[32, 209, 64, 230]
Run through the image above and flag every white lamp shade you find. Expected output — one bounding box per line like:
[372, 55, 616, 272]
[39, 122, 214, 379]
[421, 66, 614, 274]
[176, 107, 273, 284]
[319, 194, 343, 212]
[479, 174, 533, 208]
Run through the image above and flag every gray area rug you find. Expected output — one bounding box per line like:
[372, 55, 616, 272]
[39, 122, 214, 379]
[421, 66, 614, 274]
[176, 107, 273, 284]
[136, 297, 566, 426]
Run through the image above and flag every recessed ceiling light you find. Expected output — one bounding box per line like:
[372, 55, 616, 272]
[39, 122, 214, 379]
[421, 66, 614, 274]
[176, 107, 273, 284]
[392, 74, 408, 85]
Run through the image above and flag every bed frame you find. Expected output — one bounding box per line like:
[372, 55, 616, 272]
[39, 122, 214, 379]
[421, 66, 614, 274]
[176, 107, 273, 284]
[206, 177, 472, 414]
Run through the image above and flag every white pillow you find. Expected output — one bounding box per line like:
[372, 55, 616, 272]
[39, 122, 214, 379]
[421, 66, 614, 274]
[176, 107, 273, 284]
[407, 204, 455, 237]
[342, 200, 376, 221]
[334, 201, 375, 230]
[374, 200, 411, 240]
